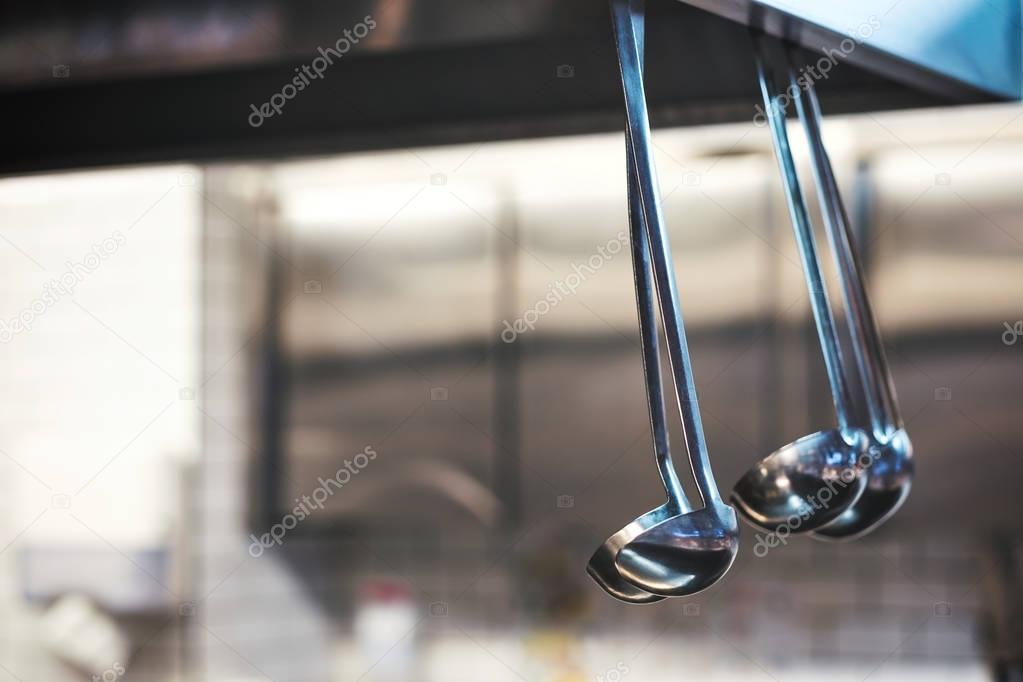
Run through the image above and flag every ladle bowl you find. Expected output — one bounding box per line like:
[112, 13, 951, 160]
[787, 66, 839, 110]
[731, 428, 870, 532]
[615, 504, 739, 597]
[587, 505, 678, 603]
[811, 428, 913, 540]
[589, 0, 740, 602]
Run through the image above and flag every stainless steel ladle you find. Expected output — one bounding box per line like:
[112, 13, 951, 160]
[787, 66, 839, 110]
[731, 34, 869, 533]
[601, 0, 738, 598]
[782, 46, 914, 541]
[587, 0, 694, 604]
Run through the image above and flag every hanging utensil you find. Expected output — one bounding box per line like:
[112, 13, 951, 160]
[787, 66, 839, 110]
[604, 0, 738, 598]
[731, 33, 870, 533]
[781, 44, 914, 540]
[587, 0, 696, 603]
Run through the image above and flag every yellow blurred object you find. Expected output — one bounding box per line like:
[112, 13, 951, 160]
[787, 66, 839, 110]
[523, 629, 587, 682]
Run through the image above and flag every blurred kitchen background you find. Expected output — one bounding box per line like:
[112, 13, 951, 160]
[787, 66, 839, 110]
[0, 101, 1020, 682]
[1, 1, 1023, 681]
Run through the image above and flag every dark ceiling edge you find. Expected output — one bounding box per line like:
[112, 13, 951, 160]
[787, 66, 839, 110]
[0, 2, 990, 177]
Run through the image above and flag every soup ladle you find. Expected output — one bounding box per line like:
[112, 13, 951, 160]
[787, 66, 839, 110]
[782, 47, 914, 541]
[731, 34, 869, 533]
[587, 0, 696, 604]
[605, 0, 739, 597]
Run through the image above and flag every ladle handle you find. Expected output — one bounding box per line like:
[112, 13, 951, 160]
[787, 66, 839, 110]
[751, 33, 857, 435]
[624, 3, 689, 511]
[612, 0, 725, 507]
[785, 49, 903, 435]
[629, 125, 691, 513]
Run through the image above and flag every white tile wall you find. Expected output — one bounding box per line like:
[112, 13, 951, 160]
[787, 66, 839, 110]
[194, 166, 333, 682]
[0, 164, 201, 679]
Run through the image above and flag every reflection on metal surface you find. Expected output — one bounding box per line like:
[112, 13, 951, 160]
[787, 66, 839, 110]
[677, 0, 1022, 99]
[0, 0, 591, 86]
[0, 1, 285, 85]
